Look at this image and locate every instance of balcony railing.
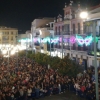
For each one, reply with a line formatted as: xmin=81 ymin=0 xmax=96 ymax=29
xmin=54 ymin=31 xmax=84 ymax=36
xmin=54 ymin=45 xmax=70 ymax=50
xmin=62 ymin=31 xmax=70 ymax=35
xmin=54 ymin=44 xmax=89 ymax=52
xmin=54 ymin=32 xmax=61 ymax=35
xmin=86 ymin=32 xmax=100 ymax=37
xmin=47 ymin=27 xmax=53 ymax=30
xmin=88 ymin=51 xmax=100 ymax=57
xmin=34 ymin=43 xmax=40 ymax=46
xmin=54 ymin=31 xmax=71 ymax=35
xmin=71 ymin=30 xmax=83 ymax=35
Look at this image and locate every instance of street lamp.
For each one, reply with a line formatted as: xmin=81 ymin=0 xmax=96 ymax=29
xmin=1 ymin=44 xmax=15 ymax=70
xmin=80 ymin=11 xmax=99 ymax=100
xmin=2 ymin=49 xmax=7 ymax=55
xmin=80 ymin=11 xmax=88 ymax=19
xmin=39 ymin=30 xmax=42 ymax=53
xmin=14 ymin=45 xmax=20 ymax=70
xmin=61 ymin=34 xmax=64 ymax=59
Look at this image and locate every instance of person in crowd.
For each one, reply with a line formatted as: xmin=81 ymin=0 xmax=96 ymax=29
xmin=0 ymin=56 xmax=99 ymax=100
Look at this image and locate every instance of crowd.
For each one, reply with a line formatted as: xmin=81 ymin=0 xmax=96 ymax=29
xmin=0 ymin=56 xmax=100 ymax=100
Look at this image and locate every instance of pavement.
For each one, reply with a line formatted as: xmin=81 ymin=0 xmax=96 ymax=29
xmin=39 ymin=91 xmax=86 ymax=100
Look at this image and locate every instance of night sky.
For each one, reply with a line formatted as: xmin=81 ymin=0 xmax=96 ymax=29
xmin=0 ymin=0 xmax=100 ymax=32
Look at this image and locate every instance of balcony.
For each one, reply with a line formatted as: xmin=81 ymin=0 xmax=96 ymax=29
xmin=62 ymin=31 xmax=70 ymax=35
xmin=54 ymin=45 xmax=61 ymax=49
xmin=34 ymin=43 xmax=40 ymax=46
xmin=54 ymin=31 xmax=84 ymax=36
xmin=54 ymin=32 xmax=70 ymax=36
xmin=71 ymin=46 xmax=88 ymax=52
xmin=54 ymin=45 xmax=70 ymax=50
xmin=47 ymin=27 xmax=53 ymax=30
xmin=63 ymin=46 xmax=70 ymax=50
xmin=86 ymin=32 xmax=100 ymax=37
xmin=72 ymin=46 xmax=76 ymax=50
xmin=88 ymin=51 xmax=100 ymax=57
xmin=71 ymin=30 xmax=83 ymax=35
xmin=54 ymin=32 xmax=61 ymax=35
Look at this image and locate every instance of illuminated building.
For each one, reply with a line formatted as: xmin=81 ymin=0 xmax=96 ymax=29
xmin=0 ymin=26 xmax=18 ymax=45
xmin=54 ymin=2 xmax=100 ymax=69
xmin=31 ymin=18 xmax=54 ymax=54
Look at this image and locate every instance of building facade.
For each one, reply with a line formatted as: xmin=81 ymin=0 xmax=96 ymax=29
xmin=31 ymin=18 xmax=54 ymax=54
xmin=0 ymin=26 xmax=18 ymax=45
xmin=29 ymin=2 xmax=100 ymax=68
xmin=54 ymin=2 xmax=100 ymax=69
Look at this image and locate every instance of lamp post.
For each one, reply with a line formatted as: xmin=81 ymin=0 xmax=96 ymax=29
xmin=16 ymin=36 xmax=18 ymax=70
xmin=2 ymin=48 xmax=9 ymax=70
xmin=8 ymin=48 xmax=10 ymax=69
xmin=50 ymin=34 xmax=52 ymax=56
xmin=61 ymin=34 xmax=63 ymax=59
xmin=26 ymin=38 xmax=28 ymax=58
xmin=30 ymin=34 xmax=33 ymax=53
xmin=15 ymin=45 xmax=19 ymax=70
xmin=93 ymin=20 xmax=99 ymax=100
xmin=39 ymin=30 xmax=42 ymax=53
xmin=2 ymin=44 xmax=15 ymax=71
xmin=70 ymin=32 xmax=72 ymax=58
xmin=80 ymin=11 xmax=99 ymax=100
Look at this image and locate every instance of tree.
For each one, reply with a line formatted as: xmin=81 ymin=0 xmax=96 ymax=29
xmin=23 ymin=52 xmax=81 ymax=77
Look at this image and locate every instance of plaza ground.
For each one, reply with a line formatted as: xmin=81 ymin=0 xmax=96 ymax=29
xmin=39 ymin=90 xmax=86 ymax=100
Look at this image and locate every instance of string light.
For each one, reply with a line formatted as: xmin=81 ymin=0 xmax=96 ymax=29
xmin=19 ymin=35 xmax=98 ymax=46
xmin=76 ymin=35 xmax=98 ymax=46
xmin=70 ymin=36 xmax=76 ymax=44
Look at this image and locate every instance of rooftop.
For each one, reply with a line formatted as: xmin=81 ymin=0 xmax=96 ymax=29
xmin=89 ymin=4 xmax=100 ymax=10
xmin=0 ymin=26 xmax=17 ymax=30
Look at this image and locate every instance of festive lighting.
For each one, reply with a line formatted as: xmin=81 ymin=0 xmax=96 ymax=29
xmin=34 ymin=37 xmax=59 ymax=43
xmin=32 ymin=35 xmax=98 ymax=46
xmin=76 ymin=35 xmax=85 ymax=46
xmin=19 ymin=38 xmax=32 ymax=43
xmin=80 ymin=11 xmax=88 ymax=19
xmin=70 ymin=36 xmax=76 ymax=44
xmin=63 ymin=38 xmax=69 ymax=42
xmin=10 ymin=50 xmax=15 ymax=55
xmin=33 ymin=38 xmax=38 ymax=42
xmin=59 ymin=37 xmax=62 ymax=42
xmin=93 ymin=37 xmax=98 ymax=43
xmin=91 ymin=51 xmax=100 ymax=56
xmin=84 ymin=35 xmax=93 ymax=46
xmin=2 ymin=50 xmax=7 ymax=54
xmin=76 ymin=35 xmax=94 ymax=46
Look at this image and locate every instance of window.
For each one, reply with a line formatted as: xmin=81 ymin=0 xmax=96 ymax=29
xmin=59 ymin=26 xmax=60 ymax=35
xmin=64 ymin=24 xmax=70 ymax=33
xmin=64 ymin=25 xmax=67 ymax=32
xmin=67 ymin=24 xmax=70 ymax=33
xmin=73 ymin=44 xmax=76 ymax=50
xmin=55 ymin=27 xmax=57 ymax=32
xmin=2 ymin=36 xmax=9 ymax=40
xmin=51 ymin=23 xmax=53 ymax=28
xmin=7 ymin=32 xmax=9 ymax=35
xmin=5 ymin=32 xmax=9 ymax=35
xmin=2 ymin=32 xmax=5 ymax=34
xmin=11 ymin=36 xmax=13 ymax=40
xmin=73 ymin=24 xmax=75 ymax=34
xmin=78 ymin=23 xmax=80 ymax=34
xmin=62 ymin=26 xmax=64 ymax=31
xmin=78 ymin=45 xmax=81 ymax=51
xmin=84 ymin=25 xmax=86 ymax=33
xmin=11 ymin=32 xmax=13 ymax=35
xmin=16 ymin=32 xmax=18 ymax=35
xmin=99 ymin=26 xmax=100 ymax=36
xmin=72 ymin=11 xmax=75 ymax=19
